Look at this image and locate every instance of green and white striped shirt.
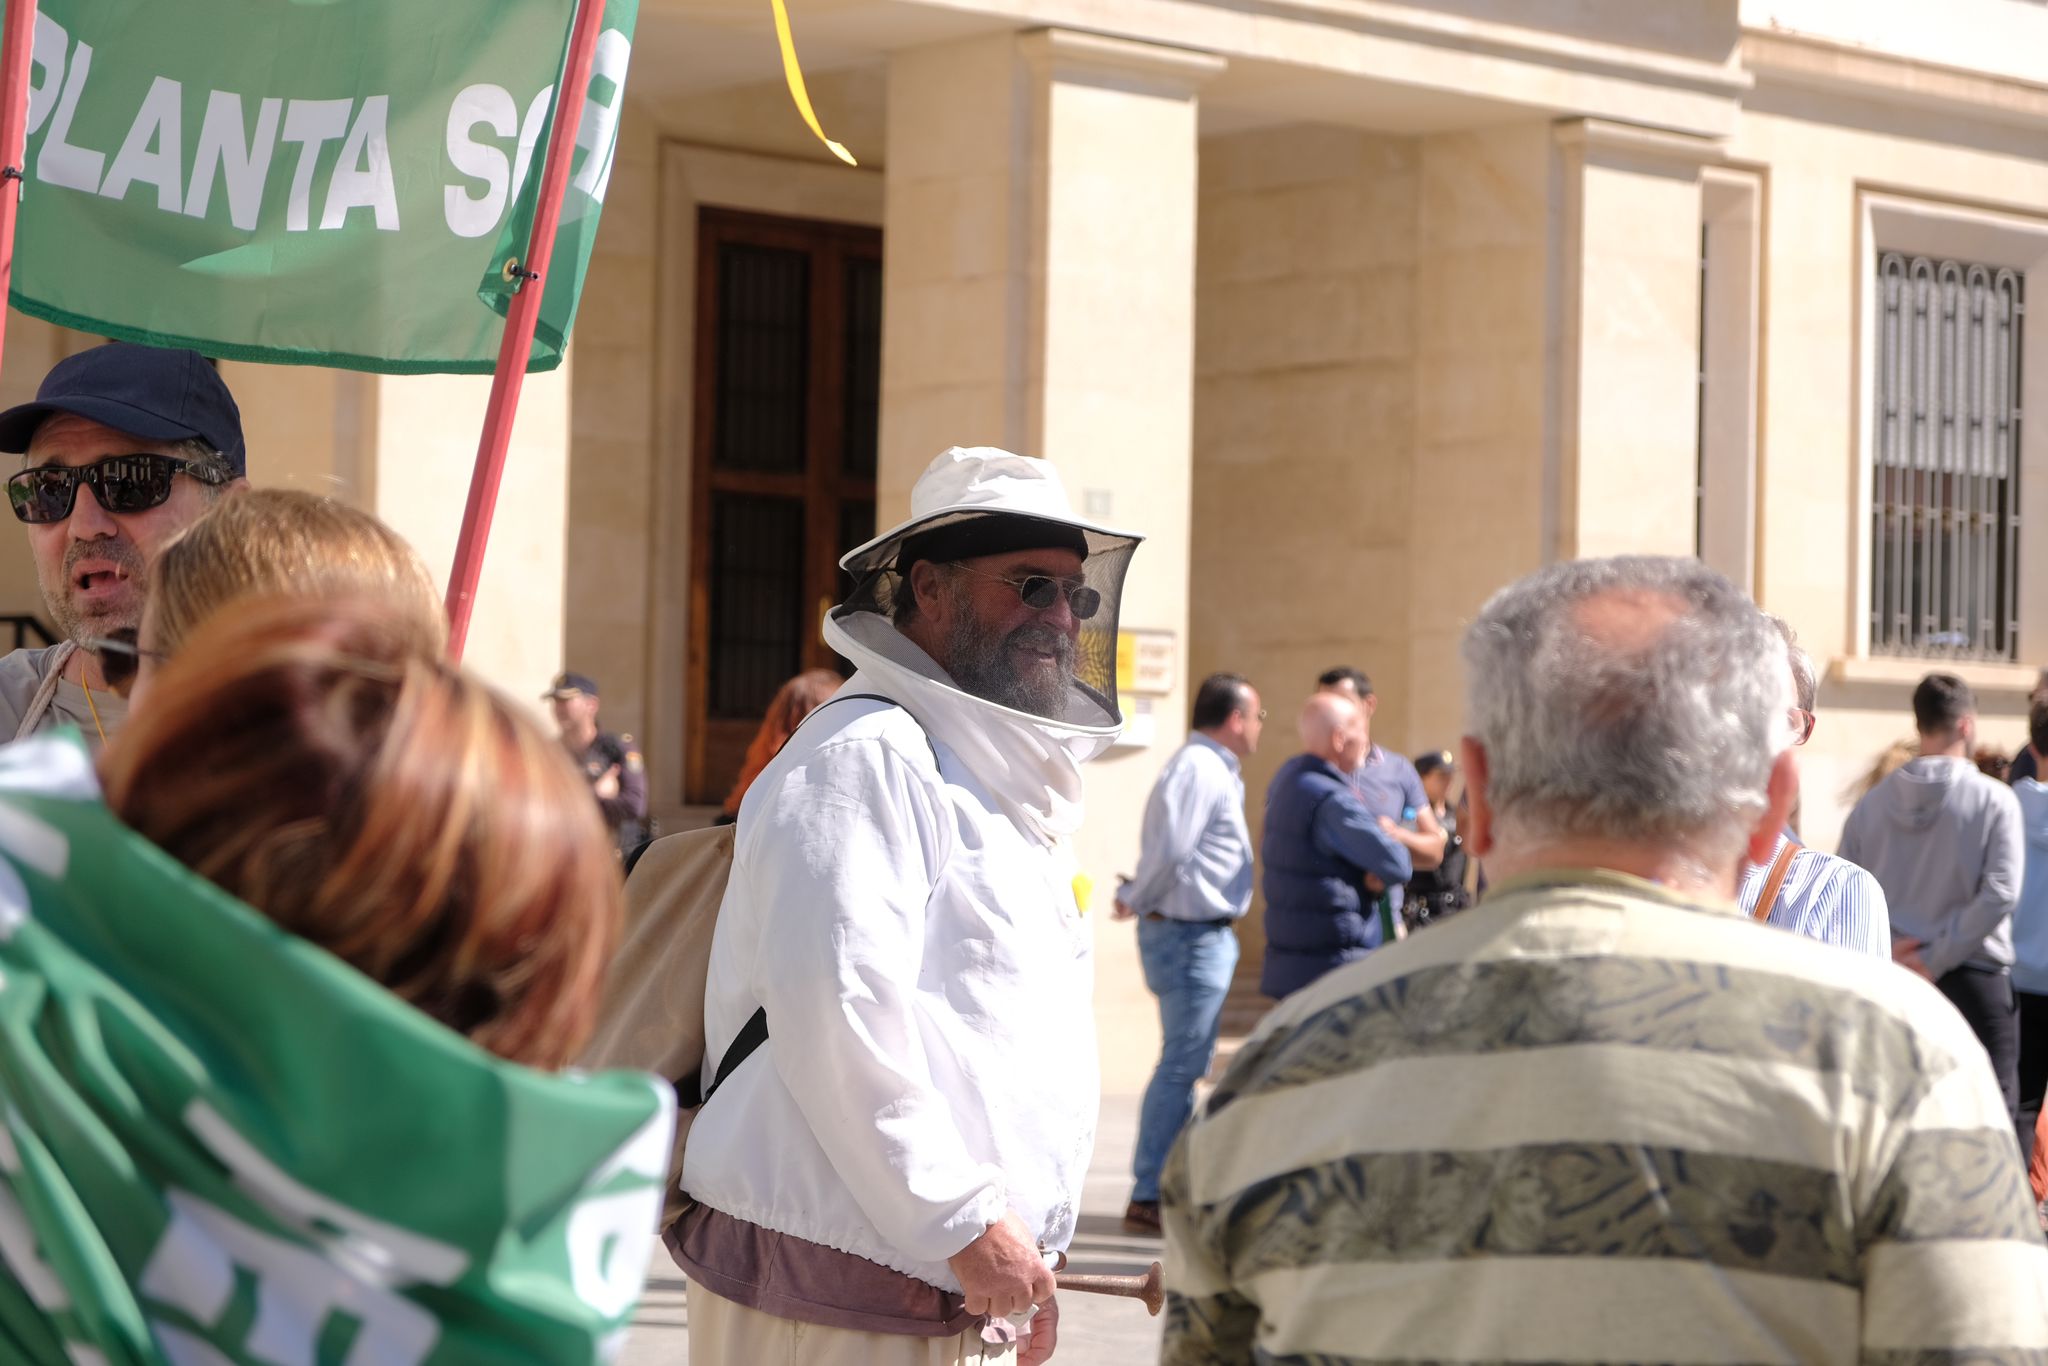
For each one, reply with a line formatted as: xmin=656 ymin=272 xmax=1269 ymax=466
xmin=1162 ymin=869 xmax=2048 ymax=1364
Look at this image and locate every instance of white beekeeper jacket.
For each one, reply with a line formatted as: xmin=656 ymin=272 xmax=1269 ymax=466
xmin=681 ymin=448 xmax=1139 ymax=1291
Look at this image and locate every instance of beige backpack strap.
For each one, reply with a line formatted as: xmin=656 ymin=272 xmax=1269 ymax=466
xmin=15 ymin=640 xmax=77 ymax=741
xmin=1753 ymin=839 xmax=1801 ymax=923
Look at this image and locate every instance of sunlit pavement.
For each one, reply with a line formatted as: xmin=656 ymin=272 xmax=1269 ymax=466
xmin=616 ymin=1090 xmax=1164 ymax=1365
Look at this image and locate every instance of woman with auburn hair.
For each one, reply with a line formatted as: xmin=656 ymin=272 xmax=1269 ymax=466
xmin=0 ymin=594 xmax=666 ymax=1362
xmin=720 ymin=667 xmax=843 ymax=822
xmin=104 ymin=593 xmax=615 ymax=1067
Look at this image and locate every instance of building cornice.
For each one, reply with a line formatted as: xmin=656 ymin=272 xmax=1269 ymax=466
xmin=1017 ymin=28 xmax=1228 ymax=92
xmin=1552 ymin=117 xmax=1726 ymax=165
xmin=1244 ymin=0 xmax=1752 ymax=103
xmin=916 ymin=0 xmax=1748 ymax=138
xmin=1742 ymin=27 xmax=2048 ymax=129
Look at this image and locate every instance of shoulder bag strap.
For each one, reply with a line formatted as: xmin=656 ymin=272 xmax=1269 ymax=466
xmin=1752 ymin=839 xmax=1801 ymax=924
xmin=15 ymin=641 xmax=76 ymax=741
xmin=699 ymin=1006 xmax=768 ymax=1105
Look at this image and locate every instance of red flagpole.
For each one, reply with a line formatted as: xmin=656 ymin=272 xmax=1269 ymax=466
xmin=0 ymin=0 xmax=43 ymax=381
xmin=444 ymin=0 xmax=605 ymax=661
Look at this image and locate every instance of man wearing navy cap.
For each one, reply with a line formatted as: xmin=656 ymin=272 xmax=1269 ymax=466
xmin=545 ymin=671 xmax=647 ymax=856
xmin=0 ymin=343 xmax=247 ymax=744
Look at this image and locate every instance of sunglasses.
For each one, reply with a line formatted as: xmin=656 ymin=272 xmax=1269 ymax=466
xmin=8 ymin=453 xmax=228 ymax=525
xmin=82 ymin=630 xmax=166 ymax=692
xmin=951 ymin=564 xmax=1102 ymax=620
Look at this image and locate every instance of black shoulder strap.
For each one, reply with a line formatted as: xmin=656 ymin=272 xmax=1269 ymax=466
xmin=690 ymin=692 xmax=935 ymax=1107
xmin=699 ymin=1006 xmax=767 ymax=1104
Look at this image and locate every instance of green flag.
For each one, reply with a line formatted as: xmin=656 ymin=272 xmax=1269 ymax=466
xmin=0 ymin=733 xmax=672 ymax=1363
xmin=9 ymin=0 xmax=639 ymax=374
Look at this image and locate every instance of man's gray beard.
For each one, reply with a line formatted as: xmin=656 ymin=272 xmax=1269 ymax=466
xmin=942 ymin=605 xmax=1077 ymax=719
xmin=44 ymin=538 xmax=145 ymax=642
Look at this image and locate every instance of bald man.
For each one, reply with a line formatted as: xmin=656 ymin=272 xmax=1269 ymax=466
xmin=1318 ymin=667 xmax=1449 ymax=878
xmin=1258 ymin=693 xmax=1414 ymax=998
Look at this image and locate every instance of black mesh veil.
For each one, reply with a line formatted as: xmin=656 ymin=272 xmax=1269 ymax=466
xmin=833 ymin=511 xmax=1140 ymax=729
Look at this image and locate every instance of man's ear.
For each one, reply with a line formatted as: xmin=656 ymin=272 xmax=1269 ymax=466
xmin=1745 ymin=749 xmax=1800 ymax=868
xmin=909 ymin=560 xmax=947 ymax=622
xmin=1364 ymin=693 xmax=1380 ymax=720
xmin=1459 ymin=736 xmax=1493 ymax=859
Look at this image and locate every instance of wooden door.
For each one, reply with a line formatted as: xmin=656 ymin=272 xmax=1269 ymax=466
xmin=685 ymin=208 xmax=881 ymax=804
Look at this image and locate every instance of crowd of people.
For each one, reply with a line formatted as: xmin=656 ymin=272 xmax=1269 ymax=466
xmin=1159 ymin=558 xmax=2046 ymax=1361
xmin=0 ymin=339 xmax=2041 ymax=1363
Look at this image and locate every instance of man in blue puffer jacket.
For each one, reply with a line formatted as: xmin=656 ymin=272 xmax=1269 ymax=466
xmin=1259 ymin=691 xmax=1413 ymax=998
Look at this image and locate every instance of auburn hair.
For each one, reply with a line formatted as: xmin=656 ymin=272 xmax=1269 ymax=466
xmin=722 ymin=668 xmax=843 ymax=816
xmin=148 ymin=488 xmax=447 ymax=659
xmin=100 ymin=594 xmax=620 ymax=1070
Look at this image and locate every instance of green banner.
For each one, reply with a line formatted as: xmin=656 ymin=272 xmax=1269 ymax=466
xmin=9 ymin=0 xmax=639 ymax=374
xmin=0 ymin=733 xmax=671 ymax=1363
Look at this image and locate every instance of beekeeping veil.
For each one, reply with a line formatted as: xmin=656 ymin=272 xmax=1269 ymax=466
xmin=824 ymin=447 xmax=1144 ymax=842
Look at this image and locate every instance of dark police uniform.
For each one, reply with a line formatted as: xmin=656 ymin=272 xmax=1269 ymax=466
xmin=545 ymin=672 xmax=649 ymax=858
xmin=576 ymin=730 xmax=648 ymax=855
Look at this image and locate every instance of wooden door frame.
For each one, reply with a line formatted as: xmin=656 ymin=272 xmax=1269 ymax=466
xmin=684 ymin=207 xmax=882 ymax=804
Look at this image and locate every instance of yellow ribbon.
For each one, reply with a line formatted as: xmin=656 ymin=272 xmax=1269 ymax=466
xmin=1072 ymin=873 xmax=1094 ymax=917
xmin=769 ymin=0 xmax=857 ymax=166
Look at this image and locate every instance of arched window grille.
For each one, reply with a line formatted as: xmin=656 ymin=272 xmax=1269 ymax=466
xmin=1871 ymin=252 xmax=2024 ymax=660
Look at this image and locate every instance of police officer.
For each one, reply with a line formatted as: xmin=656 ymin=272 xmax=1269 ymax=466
xmin=1402 ymin=749 xmax=1470 ymax=927
xmin=544 ymin=672 xmax=647 ymax=856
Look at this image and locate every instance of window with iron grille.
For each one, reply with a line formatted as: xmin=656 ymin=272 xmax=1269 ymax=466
xmin=1870 ymin=252 xmax=2024 ymax=660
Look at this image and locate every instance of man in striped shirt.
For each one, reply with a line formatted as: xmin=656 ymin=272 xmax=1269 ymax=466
xmin=1737 ymin=616 xmax=1891 ymax=955
xmin=1161 ymin=556 xmax=2046 ymax=1364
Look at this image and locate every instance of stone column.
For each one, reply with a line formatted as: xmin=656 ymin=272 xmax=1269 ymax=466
xmin=883 ymin=29 xmax=1221 ymax=1096
xmin=1193 ymin=125 xmax=1424 ymax=1020
xmin=1551 ymin=119 xmax=1717 ymax=561
xmin=366 ymin=368 xmax=571 ymax=711
xmin=1408 ymin=122 xmax=1557 ymax=755
xmin=1405 ymin=119 xmax=1719 ymax=751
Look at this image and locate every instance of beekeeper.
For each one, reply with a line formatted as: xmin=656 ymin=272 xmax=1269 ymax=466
xmin=674 ymin=446 xmax=1141 ymax=1365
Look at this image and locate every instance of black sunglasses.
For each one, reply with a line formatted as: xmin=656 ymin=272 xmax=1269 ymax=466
xmin=81 ymin=630 xmax=166 ymax=692
xmin=8 ymin=453 xmax=228 ymax=525
xmin=951 ymin=563 xmax=1102 ymax=620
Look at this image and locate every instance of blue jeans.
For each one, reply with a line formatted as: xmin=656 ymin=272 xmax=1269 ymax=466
xmin=1131 ymin=916 xmax=1240 ymax=1202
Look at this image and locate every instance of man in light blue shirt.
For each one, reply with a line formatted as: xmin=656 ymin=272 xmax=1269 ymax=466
xmin=1738 ymin=619 xmax=1891 ymax=956
xmin=1114 ymin=672 xmax=1263 ymax=1232
xmin=2009 ymin=700 xmax=2048 ymax=1149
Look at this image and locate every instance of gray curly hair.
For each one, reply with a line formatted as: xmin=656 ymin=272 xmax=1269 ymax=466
xmin=1462 ymin=556 xmax=1795 ymax=866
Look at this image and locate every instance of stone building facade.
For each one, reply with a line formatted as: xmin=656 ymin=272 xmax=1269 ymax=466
xmin=6 ymin=0 xmax=2048 ymax=1085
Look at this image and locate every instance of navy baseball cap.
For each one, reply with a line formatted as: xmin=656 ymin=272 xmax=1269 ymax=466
xmin=0 ymin=343 xmax=245 ymax=475
xmin=544 ymin=672 xmax=600 ymax=700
